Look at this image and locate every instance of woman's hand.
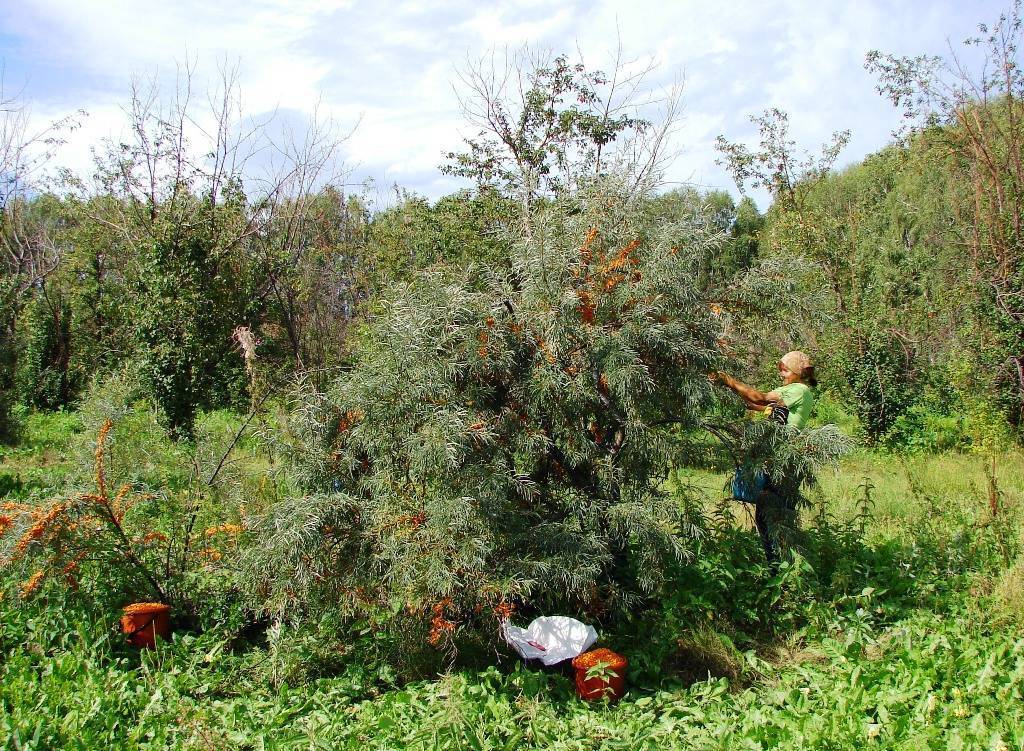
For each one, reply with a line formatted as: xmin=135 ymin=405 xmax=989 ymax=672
xmin=709 ymin=370 xmax=733 ymax=388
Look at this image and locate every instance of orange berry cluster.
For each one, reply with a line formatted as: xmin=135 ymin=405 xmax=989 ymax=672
xmin=573 ymin=230 xmax=644 ymax=323
xmin=7 ymin=420 xmax=169 ymax=600
xmin=204 ymin=523 xmax=243 ymax=537
xmin=19 ymin=570 xmax=45 ymax=598
xmin=571 ymin=647 xmax=627 ymax=671
xmin=493 ymin=600 xmax=515 ymax=620
xmin=396 ymin=510 xmax=426 ymax=529
xmin=427 ymin=598 xmax=456 ymax=646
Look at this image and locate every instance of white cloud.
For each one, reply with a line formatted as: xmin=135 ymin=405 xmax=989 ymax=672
xmin=1 ymin=0 xmax=1011 ymax=204
xmin=458 ymin=6 xmax=575 ymax=46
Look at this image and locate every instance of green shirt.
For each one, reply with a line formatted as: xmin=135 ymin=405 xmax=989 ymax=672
xmin=775 ymin=383 xmax=814 ymax=429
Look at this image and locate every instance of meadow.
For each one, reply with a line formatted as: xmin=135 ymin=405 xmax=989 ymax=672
xmin=2 ymin=410 xmax=1021 ymax=751
xmin=4 ymin=6 xmax=1024 ymax=749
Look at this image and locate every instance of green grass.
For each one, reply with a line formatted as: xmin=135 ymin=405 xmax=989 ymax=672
xmin=819 ymin=449 xmax=1024 ymax=522
xmin=3 ymin=591 xmax=1021 ymax=750
xmin=3 ymin=417 xmax=1023 ymax=750
xmin=675 ymin=448 xmax=1024 ymax=536
xmin=0 ymin=410 xmax=82 ymax=499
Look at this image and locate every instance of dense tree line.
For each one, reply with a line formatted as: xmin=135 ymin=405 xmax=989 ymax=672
xmin=716 ymin=3 xmax=1024 ymax=449
xmin=0 ymin=184 xmax=767 ymax=428
xmin=2 ymin=7 xmax=1023 ymax=455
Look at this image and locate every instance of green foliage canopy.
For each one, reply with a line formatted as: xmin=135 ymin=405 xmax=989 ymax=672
xmin=248 ymin=176 xmax=727 ymax=627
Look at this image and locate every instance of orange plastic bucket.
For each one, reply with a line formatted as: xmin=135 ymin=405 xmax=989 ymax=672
xmin=572 ymin=648 xmax=628 ymax=702
xmin=121 ymin=602 xmax=171 ymax=648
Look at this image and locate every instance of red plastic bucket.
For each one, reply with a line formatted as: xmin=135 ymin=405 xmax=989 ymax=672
xmin=121 ymin=602 xmax=171 ymax=648
xmin=572 ymin=648 xmax=628 ymax=702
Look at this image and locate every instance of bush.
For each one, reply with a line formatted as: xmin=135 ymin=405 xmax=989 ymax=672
xmin=807 ymin=390 xmax=860 ymax=434
xmin=1 ymin=381 xmax=263 ymax=630
xmin=245 ymin=176 xmax=734 ymax=655
xmin=15 ymin=289 xmax=75 ymax=410
xmin=881 ymin=358 xmax=1018 ymax=452
xmin=841 ymin=332 xmax=920 ymax=442
xmin=884 ymin=404 xmax=967 ymax=452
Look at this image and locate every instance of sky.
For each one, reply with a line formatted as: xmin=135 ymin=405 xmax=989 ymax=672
xmin=0 ymin=0 xmax=1010 ymax=210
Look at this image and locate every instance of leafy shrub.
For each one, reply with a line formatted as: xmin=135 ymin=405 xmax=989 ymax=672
xmin=15 ymin=289 xmax=75 ymax=410
xmin=841 ymin=332 xmax=920 ymax=442
xmin=246 ymin=176 xmax=735 ymax=653
xmin=1 ymin=419 xmax=179 ymax=603
xmin=17 ymin=408 xmax=83 ymax=451
xmin=1 ymin=395 xmax=260 ymax=630
xmin=724 ymin=419 xmax=854 ymax=511
xmin=70 ymin=369 xmax=208 ymax=491
xmin=807 ymin=389 xmax=860 ymax=433
xmin=884 ymin=404 xmax=967 ymax=452
xmin=881 ymin=358 xmax=1018 ymax=452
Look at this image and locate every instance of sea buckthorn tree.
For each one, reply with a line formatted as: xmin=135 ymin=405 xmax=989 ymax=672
xmin=247 ymin=174 xmax=728 ymax=632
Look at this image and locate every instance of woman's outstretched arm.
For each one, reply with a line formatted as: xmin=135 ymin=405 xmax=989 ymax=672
xmin=712 ymin=371 xmax=780 ymax=412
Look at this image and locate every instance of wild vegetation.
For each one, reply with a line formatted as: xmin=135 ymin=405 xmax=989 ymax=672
xmin=2 ymin=5 xmax=1024 ymax=750
xmin=2 ymin=413 xmax=1021 ymax=749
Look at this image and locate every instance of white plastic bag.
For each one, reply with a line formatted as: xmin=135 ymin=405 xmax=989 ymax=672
xmin=501 ymin=616 xmax=598 ymax=666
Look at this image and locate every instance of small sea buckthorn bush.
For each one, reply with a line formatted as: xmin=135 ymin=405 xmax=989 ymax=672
xmin=1 ymin=413 xmax=253 ymax=627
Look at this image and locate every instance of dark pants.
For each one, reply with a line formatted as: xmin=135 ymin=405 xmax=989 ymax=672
xmin=754 ymin=488 xmax=796 ymax=564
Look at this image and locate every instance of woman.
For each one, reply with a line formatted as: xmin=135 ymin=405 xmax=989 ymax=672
xmin=712 ymin=351 xmax=817 ymax=563
xmin=713 ymin=351 xmax=817 ymax=429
